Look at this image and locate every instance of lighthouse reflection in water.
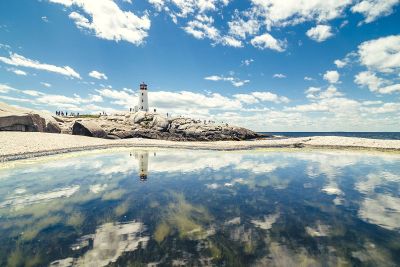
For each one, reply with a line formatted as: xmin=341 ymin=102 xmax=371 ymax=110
xmin=131 ymin=151 xmax=155 ymax=182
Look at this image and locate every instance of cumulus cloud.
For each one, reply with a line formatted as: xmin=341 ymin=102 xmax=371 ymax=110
xmin=334 ymin=59 xmax=347 ymax=68
xmin=358 ymin=35 xmax=400 ymax=74
xmin=0 ymin=53 xmax=81 ymax=78
xmin=144 ymin=0 xmax=399 ymax=49
xmin=355 ymin=70 xmax=400 ymax=94
xmin=351 ymin=0 xmax=400 ymax=24
xmin=183 ymin=16 xmax=243 ymax=47
xmin=251 ymin=33 xmax=287 ymax=52
xmin=306 ymin=25 xmax=334 ymax=42
xmin=89 ymin=70 xmax=108 ymax=80
xmin=49 ymin=0 xmax=151 ymax=46
xmin=251 ymin=0 xmax=353 ymax=28
xmin=228 ymin=17 xmax=260 ymax=39
xmin=233 ymin=94 xmax=259 ymax=104
xmin=353 ymin=35 xmax=400 ymax=94
xmin=323 ymin=70 xmax=340 ymax=84
xmin=251 ymin=91 xmax=290 ymax=104
xmin=354 ymin=71 xmax=384 ymax=92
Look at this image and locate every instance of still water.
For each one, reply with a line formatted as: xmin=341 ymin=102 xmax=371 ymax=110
xmin=0 ymin=149 xmax=399 ymax=266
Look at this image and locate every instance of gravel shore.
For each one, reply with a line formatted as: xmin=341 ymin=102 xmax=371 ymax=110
xmin=1 ymin=132 xmax=400 ymax=162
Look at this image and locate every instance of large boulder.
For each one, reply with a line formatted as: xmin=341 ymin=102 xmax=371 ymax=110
xmin=0 ymin=102 xmax=61 ymax=133
xmin=72 ymin=121 xmax=107 ymax=138
xmin=132 ymin=111 xmax=148 ymax=124
xmin=150 ymin=115 xmax=170 ymax=132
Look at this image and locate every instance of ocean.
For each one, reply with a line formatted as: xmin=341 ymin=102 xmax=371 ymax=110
xmin=260 ymin=132 xmax=400 ymax=140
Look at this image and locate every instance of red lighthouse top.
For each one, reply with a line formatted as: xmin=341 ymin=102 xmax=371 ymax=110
xmin=140 ymin=82 xmax=147 ymax=90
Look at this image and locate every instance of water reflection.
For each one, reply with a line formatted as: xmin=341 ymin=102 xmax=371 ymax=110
xmin=50 ymin=221 xmax=148 ymax=267
xmin=0 ymin=149 xmax=399 ymax=266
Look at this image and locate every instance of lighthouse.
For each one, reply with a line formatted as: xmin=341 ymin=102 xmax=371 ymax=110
xmin=138 ymin=82 xmax=149 ymax=112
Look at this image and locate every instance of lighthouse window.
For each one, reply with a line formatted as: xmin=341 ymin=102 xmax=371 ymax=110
xmin=142 ymin=93 xmax=143 ymax=96
xmin=142 ymin=100 xmax=143 ymax=102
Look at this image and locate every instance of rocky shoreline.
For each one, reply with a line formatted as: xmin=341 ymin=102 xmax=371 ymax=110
xmin=0 ymin=102 xmax=263 ymax=141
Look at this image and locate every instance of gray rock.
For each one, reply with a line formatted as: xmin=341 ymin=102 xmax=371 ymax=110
xmin=0 ymin=102 xmax=61 ymax=133
xmin=72 ymin=121 xmax=107 ymax=138
xmin=132 ymin=111 xmax=148 ymax=123
xmin=150 ymin=115 xmax=170 ymax=132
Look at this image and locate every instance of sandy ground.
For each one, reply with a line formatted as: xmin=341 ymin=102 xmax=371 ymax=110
xmin=1 ymin=132 xmax=400 ymax=162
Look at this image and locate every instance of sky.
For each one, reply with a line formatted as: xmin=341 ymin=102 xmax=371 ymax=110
xmin=0 ymin=0 xmax=399 ymax=132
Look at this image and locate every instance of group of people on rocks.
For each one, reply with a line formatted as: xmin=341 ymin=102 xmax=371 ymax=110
xmin=55 ymin=111 xmax=79 ymax=117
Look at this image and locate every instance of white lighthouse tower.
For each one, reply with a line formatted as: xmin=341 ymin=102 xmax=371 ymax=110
xmin=137 ymin=82 xmax=149 ymax=112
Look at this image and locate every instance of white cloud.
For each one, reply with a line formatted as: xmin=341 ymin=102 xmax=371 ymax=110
xmin=251 ymin=33 xmax=286 ymax=52
xmin=205 ymin=75 xmax=249 ymax=87
xmin=334 ymin=59 xmax=347 ymax=68
xmin=49 ymin=0 xmax=151 ymax=46
xmin=41 ymin=16 xmax=49 ymax=23
xmin=0 ymin=53 xmax=81 ymax=79
xmin=233 ymin=94 xmax=259 ymax=104
xmin=351 ymin=0 xmax=400 ymax=24
xmin=228 ymin=17 xmax=260 ymax=39
xmin=306 ymin=25 xmax=334 ymax=42
xmin=89 ymin=70 xmax=108 ymax=80
xmin=323 ymin=70 xmax=340 ymax=84
xmin=304 ymin=76 xmax=314 ymax=81
xmin=354 ymin=71 xmax=384 ymax=92
xmin=355 ymin=71 xmax=400 ymax=94
xmin=306 ymin=85 xmax=343 ymax=100
xmin=0 ymin=84 xmax=15 ymax=94
xmin=251 ymin=92 xmax=290 ymax=104
xmin=183 ymin=16 xmax=242 ymax=48
xmin=361 ymin=102 xmax=400 ymax=113
xmin=22 ymin=90 xmax=44 ymax=97
xmin=36 ymin=93 xmax=103 ymax=110
xmin=273 ymin=73 xmax=286 ymax=79
xmin=251 ymin=0 xmax=353 ymax=28
xmin=8 ymin=68 xmax=27 ymax=76
xmin=285 ymin=86 xmax=360 ymax=115
xmin=41 ymin=82 xmax=52 ymax=88
xmin=221 ymin=36 xmax=243 ymax=48
xmin=358 ymin=35 xmax=400 ymax=74
xmin=241 ymin=59 xmax=254 ymax=66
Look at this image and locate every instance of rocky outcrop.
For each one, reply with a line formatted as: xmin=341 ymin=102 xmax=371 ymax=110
xmin=71 ymin=112 xmax=264 ymax=141
xmin=0 ymin=102 xmax=61 ymax=133
xmin=1 ymin=102 xmax=264 ymax=141
xmin=72 ymin=121 xmax=107 ymax=138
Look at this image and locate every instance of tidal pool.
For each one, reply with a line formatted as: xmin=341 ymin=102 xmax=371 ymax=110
xmin=0 ymin=149 xmax=399 ymax=266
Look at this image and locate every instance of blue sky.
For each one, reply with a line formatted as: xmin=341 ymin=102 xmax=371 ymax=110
xmin=0 ymin=0 xmax=399 ymax=131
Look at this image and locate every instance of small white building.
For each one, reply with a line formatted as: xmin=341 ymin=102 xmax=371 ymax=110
xmin=135 ymin=82 xmax=149 ymax=112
